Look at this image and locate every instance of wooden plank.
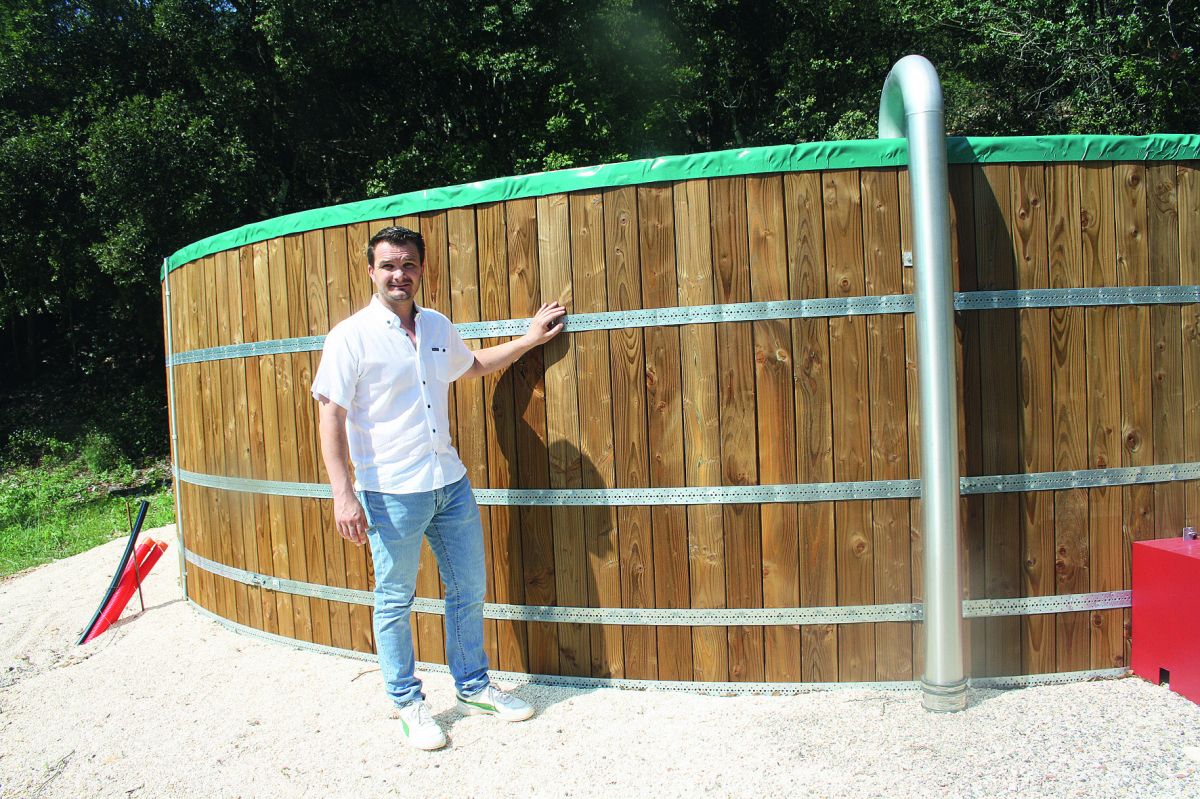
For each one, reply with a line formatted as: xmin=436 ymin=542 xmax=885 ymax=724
xmin=177 ymin=267 xmax=206 ymax=609
xmin=446 ymin=207 xmax=501 ymax=668
xmin=711 ymin=175 xmax=764 ymax=682
xmin=1147 ymin=164 xmax=1185 ymax=541
xmin=191 ymin=261 xmax=218 ymax=613
xmin=320 ymin=225 xmax=358 ymax=651
xmin=1081 ymin=164 xmax=1123 ymax=669
xmin=170 ymin=304 xmax=201 ymax=606
xmin=605 ymin=185 xmax=658 ymax=680
xmin=304 ymin=227 xmax=347 ymax=651
xmin=746 ymin=174 xmax=799 ymax=682
xmin=1012 ymin=163 xmax=1056 ymax=675
xmin=190 ymin=260 xmax=214 ymax=611
xmin=173 ymin=268 xmax=205 ymax=608
xmin=639 ymin=183 xmax=691 ymax=681
xmin=291 ymin=231 xmax=332 ymax=648
xmin=1046 ymin=164 xmax=1090 ymax=672
xmin=273 ymin=235 xmax=313 ymax=640
xmin=673 ymin=179 xmax=728 ymax=682
xmin=346 ymin=221 xmax=375 ymax=312
xmin=974 ymin=164 xmax=1022 ymax=677
xmin=823 ymin=169 xmax=874 ymax=682
xmin=535 ymin=194 xmax=591 ymax=677
xmin=216 ymin=250 xmax=251 ymax=626
xmin=1114 ymin=163 xmax=1153 ymax=667
xmin=477 ymin=201 xmax=530 ymax=672
xmin=505 ymin=196 xmax=560 ymax=674
xmin=257 ymin=239 xmax=295 ymax=638
xmin=241 ymin=242 xmax=279 ymax=634
xmin=1180 ymin=164 xmax=1200 ymax=537
xmin=195 ymin=258 xmax=220 ymax=615
xmin=569 ymin=191 xmax=623 ymax=678
xmin=860 ymin=168 xmax=912 ymax=681
xmin=785 ymin=171 xmax=836 ymax=681
xmin=205 ymin=254 xmax=237 ymax=622
xmin=344 ymin=220 xmax=378 ymax=654
xmin=227 ymin=248 xmax=262 ymax=629
xmin=195 ymin=258 xmax=220 ymax=613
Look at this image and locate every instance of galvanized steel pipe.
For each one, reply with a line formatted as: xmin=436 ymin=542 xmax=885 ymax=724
xmin=878 ymin=55 xmax=967 ymax=712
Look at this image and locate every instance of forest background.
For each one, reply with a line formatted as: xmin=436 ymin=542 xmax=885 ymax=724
xmin=0 ymin=0 xmax=1196 ymax=571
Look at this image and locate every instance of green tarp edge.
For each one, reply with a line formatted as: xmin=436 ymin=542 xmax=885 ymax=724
xmin=162 ymin=133 xmax=1200 ymax=280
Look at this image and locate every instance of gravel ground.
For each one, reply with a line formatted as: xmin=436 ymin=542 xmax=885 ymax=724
xmin=2 ymin=525 xmax=1199 ymax=799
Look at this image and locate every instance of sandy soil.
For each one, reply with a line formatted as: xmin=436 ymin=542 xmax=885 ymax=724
xmin=2 ymin=525 xmax=1199 ymax=799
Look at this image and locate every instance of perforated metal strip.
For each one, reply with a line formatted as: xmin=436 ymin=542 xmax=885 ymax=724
xmin=169 ymin=334 xmax=325 ymax=366
xmin=184 ymin=548 xmax=1130 ymax=624
xmin=956 ymin=285 xmax=1200 ymax=311
xmin=175 ymin=461 xmax=1200 ymax=506
xmin=188 ymin=601 xmax=1127 ymax=695
xmin=960 ymin=462 xmax=1200 ymax=494
xmin=164 ymin=285 xmax=1200 ymax=365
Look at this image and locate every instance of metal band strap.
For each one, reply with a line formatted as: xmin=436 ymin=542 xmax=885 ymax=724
xmin=188 ymin=600 xmax=1127 ymax=695
xmin=183 ymin=548 xmax=1130 ymax=625
xmin=164 ymin=285 xmax=1200 ymax=366
xmin=169 ymin=335 xmax=325 ymax=366
xmin=174 ymin=461 xmax=1200 ymax=505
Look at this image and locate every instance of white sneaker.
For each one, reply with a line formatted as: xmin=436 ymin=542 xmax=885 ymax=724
xmin=396 ymin=700 xmax=447 ymax=750
xmin=456 ymin=684 xmax=534 ymax=722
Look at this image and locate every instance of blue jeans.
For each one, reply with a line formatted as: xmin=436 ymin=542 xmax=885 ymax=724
xmin=360 ymin=476 xmax=490 ymax=706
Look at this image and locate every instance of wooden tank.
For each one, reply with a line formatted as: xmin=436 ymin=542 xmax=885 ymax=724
xmin=162 ymin=135 xmax=1200 ymax=690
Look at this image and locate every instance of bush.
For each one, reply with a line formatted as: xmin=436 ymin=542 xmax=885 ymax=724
xmin=2 ymin=429 xmax=72 ymax=468
xmin=81 ymin=430 xmax=128 ymax=475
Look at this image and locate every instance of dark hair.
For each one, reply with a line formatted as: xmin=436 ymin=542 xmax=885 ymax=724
xmin=367 ymin=226 xmax=425 ymax=266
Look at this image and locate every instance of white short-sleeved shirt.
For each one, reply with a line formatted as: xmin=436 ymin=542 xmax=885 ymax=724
xmin=311 ymin=296 xmax=476 ymax=493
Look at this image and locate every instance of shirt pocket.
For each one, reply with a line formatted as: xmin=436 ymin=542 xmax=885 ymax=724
xmin=426 ymin=343 xmax=455 ymax=382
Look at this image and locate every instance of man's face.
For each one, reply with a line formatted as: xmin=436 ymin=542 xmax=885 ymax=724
xmin=368 ymin=241 xmax=424 ymax=304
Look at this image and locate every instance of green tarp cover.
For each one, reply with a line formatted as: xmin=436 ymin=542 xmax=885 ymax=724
xmin=163 ymin=134 xmax=1200 ymax=279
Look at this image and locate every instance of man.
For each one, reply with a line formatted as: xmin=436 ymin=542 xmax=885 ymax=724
xmin=311 ymin=225 xmax=566 ymax=750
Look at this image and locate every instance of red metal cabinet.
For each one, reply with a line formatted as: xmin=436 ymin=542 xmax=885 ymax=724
xmin=1131 ymin=537 xmax=1200 ymax=704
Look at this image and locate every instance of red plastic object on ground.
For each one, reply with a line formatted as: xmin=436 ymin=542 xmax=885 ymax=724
xmin=1131 ymin=536 xmax=1200 ymax=704
xmin=81 ymin=538 xmax=168 ymax=644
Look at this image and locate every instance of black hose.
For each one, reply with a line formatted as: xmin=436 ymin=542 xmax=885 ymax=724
xmin=76 ymin=499 xmax=150 ymax=645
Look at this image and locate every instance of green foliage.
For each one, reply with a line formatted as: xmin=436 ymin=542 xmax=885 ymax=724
xmin=899 ymin=0 xmax=1199 ymax=134
xmin=80 ymin=431 xmax=128 ymax=476
xmin=2 ymin=430 xmax=72 ymax=469
xmin=0 ymin=0 xmax=1196 ymax=472
xmin=0 ymin=457 xmax=174 ymax=577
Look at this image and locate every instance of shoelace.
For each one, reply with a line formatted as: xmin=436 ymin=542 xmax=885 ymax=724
xmin=412 ymin=702 xmax=434 ymax=726
xmin=490 ymin=688 xmax=521 ymax=708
